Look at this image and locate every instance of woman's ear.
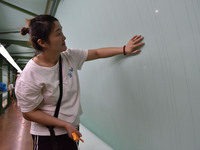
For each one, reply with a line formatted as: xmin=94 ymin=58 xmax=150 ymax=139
xmin=37 ymin=39 xmax=47 ymax=48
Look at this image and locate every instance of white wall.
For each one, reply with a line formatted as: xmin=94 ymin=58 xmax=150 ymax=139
xmin=56 ymin=0 xmax=200 ymax=150
xmin=79 ymin=124 xmax=113 ymax=150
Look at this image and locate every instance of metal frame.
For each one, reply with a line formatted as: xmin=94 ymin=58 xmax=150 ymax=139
xmin=0 ymin=39 xmax=32 ymax=48
xmin=45 ymin=0 xmax=61 ymax=16
xmin=0 ymin=31 xmax=20 ymax=34
xmin=0 ymin=0 xmax=38 ymax=16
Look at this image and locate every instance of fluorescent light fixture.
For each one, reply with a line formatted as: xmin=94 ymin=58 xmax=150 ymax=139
xmin=0 ymin=43 xmax=22 ymax=73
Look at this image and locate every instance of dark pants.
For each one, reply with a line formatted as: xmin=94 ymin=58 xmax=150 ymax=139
xmin=32 ymin=134 xmax=78 ymax=150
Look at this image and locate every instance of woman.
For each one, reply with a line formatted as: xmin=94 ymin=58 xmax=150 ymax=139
xmin=15 ymin=15 xmax=144 ymax=150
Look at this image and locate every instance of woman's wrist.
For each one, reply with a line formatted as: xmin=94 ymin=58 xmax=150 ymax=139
xmin=123 ymin=45 xmax=126 ymax=55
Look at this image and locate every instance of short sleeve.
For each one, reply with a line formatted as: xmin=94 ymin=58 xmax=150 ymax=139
xmin=15 ymin=80 xmax=43 ymax=113
xmin=64 ymin=48 xmax=88 ymax=70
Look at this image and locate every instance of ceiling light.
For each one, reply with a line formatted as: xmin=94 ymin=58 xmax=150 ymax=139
xmin=0 ymin=43 xmax=22 ymax=73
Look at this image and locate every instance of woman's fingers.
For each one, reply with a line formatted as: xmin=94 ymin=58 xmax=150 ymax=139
xmin=134 ymin=42 xmax=145 ymax=48
xmin=132 ymin=49 xmax=141 ymax=54
xmin=133 ymin=35 xmax=144 ymax=44
xmin=131 ymin=35 xmax=138 ymax=40
xmin=76 ymin=130 xmax=82 ymax=137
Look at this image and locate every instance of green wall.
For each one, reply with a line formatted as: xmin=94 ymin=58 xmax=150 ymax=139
xmin=56 ymin=0 xmax=200 ymax=150
xmin=0 ymin=55 xmax=16 ymax=115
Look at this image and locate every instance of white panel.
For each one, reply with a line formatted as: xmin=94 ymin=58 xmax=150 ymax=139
xmin=56 ymin=0 xmax=200 ymax=149
xmin=79 ymin=124 xmax=113 ymax=150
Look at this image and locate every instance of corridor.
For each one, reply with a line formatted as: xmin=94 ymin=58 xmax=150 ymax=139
xmin=0 ymin=102 xmax=32 ymax=150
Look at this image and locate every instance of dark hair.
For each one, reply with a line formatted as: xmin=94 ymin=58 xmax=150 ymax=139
xmin=21 ymin=15 xmax=58 ymax=52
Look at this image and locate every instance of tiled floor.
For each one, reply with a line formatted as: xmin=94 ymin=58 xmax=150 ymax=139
xmin=0 ymin=102 xmax=32 ymax=150
xmin=0 ymin=102 xmax=113 ymax=150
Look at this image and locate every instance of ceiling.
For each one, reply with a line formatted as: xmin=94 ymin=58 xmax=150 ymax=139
xmin=0 ymin=0 xmax=61 ymax=69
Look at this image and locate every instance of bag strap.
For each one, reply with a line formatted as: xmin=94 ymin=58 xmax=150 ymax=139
xmin=54 ymin=55 xmax=63 ymax=118
xmin=47 ymin=55 xmax=63 ymax=150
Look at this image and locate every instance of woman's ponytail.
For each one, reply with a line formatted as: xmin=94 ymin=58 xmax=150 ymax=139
xmin=20 ymin=27 xmax=29 ymax=35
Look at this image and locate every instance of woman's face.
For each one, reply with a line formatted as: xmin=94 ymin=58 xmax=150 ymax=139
xmin=46 ymin=21 xmax=67 ymax=53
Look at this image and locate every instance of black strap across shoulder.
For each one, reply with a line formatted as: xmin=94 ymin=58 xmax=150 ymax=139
xmin=47 ymin=55 xmax=63 ymax=150
xmin=54 ymin=55 xmax=63 ymax=118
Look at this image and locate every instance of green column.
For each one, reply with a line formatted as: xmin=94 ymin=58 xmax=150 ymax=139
xmin=0 ymin=57 xmax=3 ymax=115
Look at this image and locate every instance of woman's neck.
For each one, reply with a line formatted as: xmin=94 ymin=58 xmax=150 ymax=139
xmin=33 ymin=51 xmax=60 ymax=67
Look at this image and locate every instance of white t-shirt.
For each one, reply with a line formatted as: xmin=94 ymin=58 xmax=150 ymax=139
xmin=15 ymin=48 xmax=88 ymax=136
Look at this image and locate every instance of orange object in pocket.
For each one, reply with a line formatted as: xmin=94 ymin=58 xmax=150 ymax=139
xmin=72 ymin=132 xmax=84 ymax=143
